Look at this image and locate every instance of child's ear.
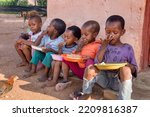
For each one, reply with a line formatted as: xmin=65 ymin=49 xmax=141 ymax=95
xmin=75 ymin=37 xmax=78 ymax=42
xmin=93 ymin=32 xmax=98 ymax=38
xmin=40 ymin=22 xmax=42 ymax=27
xmin=121 ymin=29 xmax=126 ymax=35
xmin=54 ymin=29 xmax=58 ymax=35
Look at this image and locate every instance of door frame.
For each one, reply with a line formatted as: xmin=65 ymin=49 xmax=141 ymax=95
xmin=141 ymin=0 xmax=150 ymax=69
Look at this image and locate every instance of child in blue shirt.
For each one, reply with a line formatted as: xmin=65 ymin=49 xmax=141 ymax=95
xmin=23 ymin=18 xmax=66 ymax=82
xmin=42 ymin=25 xmax=81 ymax=87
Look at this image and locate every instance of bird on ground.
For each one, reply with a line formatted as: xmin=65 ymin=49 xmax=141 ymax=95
xmin=0 ymin=75 xmax=18 ymax=96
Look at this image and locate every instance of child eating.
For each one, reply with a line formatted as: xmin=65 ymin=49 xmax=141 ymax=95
xmin=71 ymin=15 xmax=137 ymax=100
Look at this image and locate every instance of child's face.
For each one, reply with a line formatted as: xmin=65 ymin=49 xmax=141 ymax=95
xmin=105 ymin=21 xmax=125 ymax=45
xmin=46 ymin=23 xmax=56 ymax=37
xmin=63 ymin=30 xmax=77 ymax=46
xmin=81 ymin=26 xmax=97 ymax=44
xmin=28 ymin=19 xmax=41 ymax=33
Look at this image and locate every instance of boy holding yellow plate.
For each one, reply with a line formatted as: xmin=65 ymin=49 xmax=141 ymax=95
xmin=70 ymin=15 xmax=137 ymax=100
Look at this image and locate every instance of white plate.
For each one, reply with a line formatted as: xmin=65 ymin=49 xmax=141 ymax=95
xmin=31 ymin=45 xmax=43 ymax=51
xmin=51 ymin=54 xmax=63 ymax=61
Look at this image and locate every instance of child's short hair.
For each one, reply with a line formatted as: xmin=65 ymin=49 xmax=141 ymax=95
xmin=51 ymin=18 xmax=66 ymax=36
xmin=82 ymin=20 xmax=100 ymax=33
xmin=106 ymin=15 xmax=125 ymax=29
xmin=27 ymin=10 xmax=39 ymax=19
xmin=29 ymin=15 xmax=42 ymax=24
xmin=67 ymin=25 xmax=81 ymax=39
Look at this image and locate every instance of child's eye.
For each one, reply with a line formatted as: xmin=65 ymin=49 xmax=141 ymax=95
xmin=114 ymin=32 xmax=118 ymax=34
xmin=106 ymin=31 xmax=110 ymax=35
xmin=84 ymin=33 xmax=88 ymax=36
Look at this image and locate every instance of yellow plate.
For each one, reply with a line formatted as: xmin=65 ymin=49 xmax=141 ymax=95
xmin=94 ymin=63 xmax=127 ymax=70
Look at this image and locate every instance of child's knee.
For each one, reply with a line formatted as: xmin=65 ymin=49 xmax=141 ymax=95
xmin=22 ymin=44 xmax=30 ymax=50
xmin=120 ymin=66 xmax=131 ymax=74
xmin=84 ymin=65 xmax=97 ymax=80
xmin=120 ymin=66 xmax=132 ymax=80
xmin=14 ymin=42 xmax=19 ymax=48
xmin=55 ymin=61 xmax=61 ymax=66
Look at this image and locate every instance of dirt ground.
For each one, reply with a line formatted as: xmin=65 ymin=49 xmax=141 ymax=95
xmin=0 ymin=14 xmax=150 ymax=100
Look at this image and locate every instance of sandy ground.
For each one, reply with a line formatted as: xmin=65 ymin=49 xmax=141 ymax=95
xmin=0 ymin=14 xmax=150 ymax=100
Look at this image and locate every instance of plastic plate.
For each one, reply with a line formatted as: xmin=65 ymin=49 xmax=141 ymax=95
xmin=61 ymin=54 xmax=83 ymax=62
xmin=94 ymin=63 xmax=127 ymax=70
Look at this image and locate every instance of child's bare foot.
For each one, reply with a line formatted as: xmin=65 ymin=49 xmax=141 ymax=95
xmin=38 ymin=74 xmax=48 ymax=82
xmin=16 ymin=61 xmax=28 ymax=67
xmin=24 ymin=65 xmax=31 ymax=72
xmin=23 ymin=71 xmax=35 ymax=78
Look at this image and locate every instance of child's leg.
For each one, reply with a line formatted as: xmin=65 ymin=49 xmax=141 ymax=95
xmin=14 ymin=42 xmax=28 ymax=67
xmin=22 ymin=44 xmax=31 ymax=63
xmin=118 ymin=66 xmax=132 ymax=100
xmin=62 ymin=61 xmax=70 ymax=81
xmin=42 ymin=61 xmax=62 ymax=87
xmin=63 ymin=60 xmax=85 ymax=79
xmin=24 ymin=50 xmax=45 ymax=78
xmin=82 ymin=65 xmax=99 ymax=94
xmin=70 ymin=65 xmax=99 ymax=99
xmin=39 ymin=52 xmax=53 ymax=82
xmin=52 ymin=61 xmax=62 ymax=82
xmin=23 ymin=64 xmax=37 ymax=78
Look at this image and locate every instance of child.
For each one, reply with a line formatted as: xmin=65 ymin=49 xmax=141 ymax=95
xmin=22 ymin=10 xmax=39 ymax=29
xmin=42 ymin=25 xmax=81 ymax=87
xmin=71 ymin=15 xmax=138 ymax=100
xmin=23 ymin=18 xmax=66 ymax=82
xmin=55 ymin=20 xmax=101 ymax=91
xmin=15 ymin=15 xmax=42 ymax=67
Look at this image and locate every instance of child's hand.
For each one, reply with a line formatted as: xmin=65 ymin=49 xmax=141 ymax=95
xmin=58 ymin=42 xmax=66 ymax=49
xmin=102 ymin=35 xmax=113 ymax=46
xmin=42 ymin=47 xmax=47 ymax=53
xmin=40 ymin=30 xmax=48 ymax=37
xmin=82 ymin=55 xmax=90 ymax=62
xmin=75 ymin=39 xmax=88 ymax=53
xmin=16 ymin=39 xmax=24 ymax=44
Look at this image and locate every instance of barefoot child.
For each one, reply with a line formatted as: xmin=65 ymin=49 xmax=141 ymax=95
xmin=15 ymin=15 xmax=42 ymax=67
xmin=55 ymin=20 xmax=101 ymax=91
xmin=42 ymin=25 xmax=81 ymax=87
xmin=24 ymin=18 xmax=66 ymax=82
xmin=71 ymin=15 xmax=138 ymax=100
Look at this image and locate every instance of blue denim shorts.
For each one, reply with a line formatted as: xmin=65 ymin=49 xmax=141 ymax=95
xmin=95 ymin=71 xmax=120 ymax=91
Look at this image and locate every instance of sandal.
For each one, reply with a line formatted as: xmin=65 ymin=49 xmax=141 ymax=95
xmin=55 ymin=80 xmax=72 ymax=91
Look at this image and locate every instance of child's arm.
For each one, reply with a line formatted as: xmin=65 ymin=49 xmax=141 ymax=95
xmin=58 ymin=42 xmax=66 ymax=54
xmin=34 ymin=30 xmax=47 ymax=46
xmin=126 ymin=63 xmax=136 ymax=74
xmin=21 ymin=39 xmax=34 ymax=46
xmin=126 ymin=45 xmax=138 ymax=77
xmin=42 ymin=48 xmax=58 ymax=54
xmin=74 ymin=39 xmax=87 ymax=53
xmin=97 ymin=40 xmax=109 ymax=62
xmin=97 ymin=36 xmax=111 ymax=62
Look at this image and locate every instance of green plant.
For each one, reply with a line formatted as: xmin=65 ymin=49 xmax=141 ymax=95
xmin=0 ymin=0 xmax=18 ymax=6
xmin=37 ymin=0 xmax=47 ymax=7
xmin=17 ymin=0 xmax=28 ymax=6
